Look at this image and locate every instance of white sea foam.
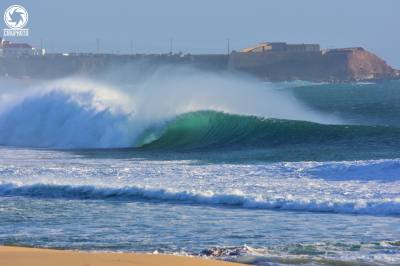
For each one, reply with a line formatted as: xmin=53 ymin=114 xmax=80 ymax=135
xmin=200 ymin=242 xmax=400 ymax=265
xmin=0 ymin=181 xmax=399 ymax=215
xmin=0 ymin=147 xmax=399 ymax=216
xmin=0 ymin=147 xmax=399 ymax=264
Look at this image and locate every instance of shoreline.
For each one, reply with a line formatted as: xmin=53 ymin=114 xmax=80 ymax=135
xmin=0 ymin=246 xmax=244 ymax=266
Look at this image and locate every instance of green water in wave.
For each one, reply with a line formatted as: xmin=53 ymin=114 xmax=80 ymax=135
xmin=135 ymin=111 xmax=400 ymax=162
xmin=78 ymin=81 xmax=400 ymax=162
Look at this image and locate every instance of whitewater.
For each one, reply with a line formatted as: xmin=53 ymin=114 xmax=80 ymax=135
xmin=0 ymin=69 xmax=399 ymax=265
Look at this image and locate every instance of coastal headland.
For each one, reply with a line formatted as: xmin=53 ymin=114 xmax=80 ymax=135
xmin=0 ymin=40 xmax=398 ymax=82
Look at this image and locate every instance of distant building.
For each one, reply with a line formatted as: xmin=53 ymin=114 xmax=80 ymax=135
xmin=240 ymin=42 xmax=320 ymax=53
xmin=0 ymin=37 xmax=45 ymax=57
xmin=230 ymin=41 xmax=322 ymax=71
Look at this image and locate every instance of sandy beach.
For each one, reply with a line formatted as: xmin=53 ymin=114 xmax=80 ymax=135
xmin=0 ymin=246 xmax=244 ymax=266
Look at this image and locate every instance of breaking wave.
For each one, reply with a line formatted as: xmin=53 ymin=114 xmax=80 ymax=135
xmin=1 ymin=182 xmax=399 ymax=215
xmin=0 ymin=84 xmax=399 ymax=151
xmin=0 ymin=76 xmax=399 ymax=151
xmin=0 ymin=74 xmax=339 ymax=149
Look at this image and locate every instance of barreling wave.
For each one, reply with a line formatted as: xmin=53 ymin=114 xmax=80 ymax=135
xmin=0 ymin=74 xmax=338 ymax=149
xmin=139 ymin=111 xmax=400 ymax=151
xmin=1 ymin=182 xmax=399 ymax=215
xmin=0 ymin=77 xmax=399 ymax=151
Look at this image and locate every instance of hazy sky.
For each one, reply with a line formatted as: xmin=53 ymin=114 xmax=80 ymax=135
xmin=1 ymin=0 xmax=399 ymax=68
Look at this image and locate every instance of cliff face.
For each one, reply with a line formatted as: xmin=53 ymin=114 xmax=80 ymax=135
xmin=347 ymin=48 xmax=396 ymax=80
xmin=229 ymin=48 xmax=399 ymax=82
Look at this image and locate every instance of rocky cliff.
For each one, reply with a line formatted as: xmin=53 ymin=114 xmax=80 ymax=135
xmin=229 ymin=47 xmax=399 ymax=82
xmin=346 ymin=48 xmax=397 ymax=80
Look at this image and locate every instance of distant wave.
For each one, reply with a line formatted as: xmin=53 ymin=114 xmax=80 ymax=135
xmin=1 ymin=182 xmax=399 ymax=215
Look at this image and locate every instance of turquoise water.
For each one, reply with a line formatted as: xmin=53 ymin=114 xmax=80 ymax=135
xmin=0 ymin=75 xmax=399 ymax=265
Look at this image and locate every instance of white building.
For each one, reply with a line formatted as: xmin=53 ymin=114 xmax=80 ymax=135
xmin=0 ymin=37 xmax=45 ymax=57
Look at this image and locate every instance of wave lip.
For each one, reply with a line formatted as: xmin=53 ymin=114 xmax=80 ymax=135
xmin=1 ymin=182 xmax=399 ymax=216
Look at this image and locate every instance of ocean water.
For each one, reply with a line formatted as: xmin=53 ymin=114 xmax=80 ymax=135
xmin=0 ymin=71 xmax=399 ymax=265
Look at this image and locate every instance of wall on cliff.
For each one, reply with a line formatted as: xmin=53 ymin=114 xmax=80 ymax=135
xmin=228 ymin=50 xmax=350 ymax=82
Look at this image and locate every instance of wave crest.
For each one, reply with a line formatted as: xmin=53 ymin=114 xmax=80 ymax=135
xmin=0 ymin=89 xmax=139 ymax=148
xmin=1 ymin=182 xmax=399 ymax=215
xmin=0 ymin=73 xmax=339 ymax=149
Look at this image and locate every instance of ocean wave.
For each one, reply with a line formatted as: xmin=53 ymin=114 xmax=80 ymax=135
xmin=1 ymin=182 xmax=399 ymax=215
xmin=138 ymin=110 xmax=400 ymax=151
xmin=0 ymin=74 xmax=336 ymax=149
xmin=1 ymin=77 xmax=400 ymax=152
xmin=2 ymin=77 xmax=400 ymax=151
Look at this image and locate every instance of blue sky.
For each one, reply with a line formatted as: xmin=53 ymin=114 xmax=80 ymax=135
xmin=1 ymin=0 xmax=399 ymax=68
